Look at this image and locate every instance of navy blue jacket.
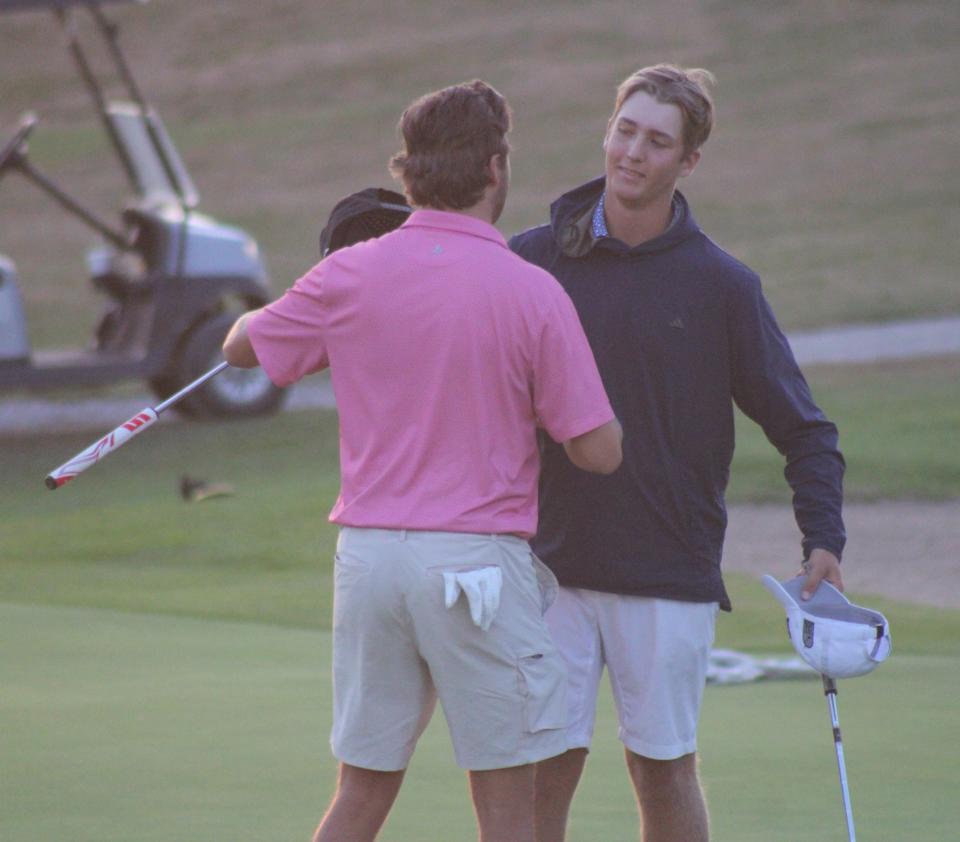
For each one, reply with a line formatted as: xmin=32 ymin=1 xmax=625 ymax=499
xmin=510 ymin=178 xmax=845 ymax=611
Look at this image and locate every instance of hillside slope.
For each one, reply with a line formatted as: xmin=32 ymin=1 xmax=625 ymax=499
xmin=1 ymin=0 xmax=957 ymax=346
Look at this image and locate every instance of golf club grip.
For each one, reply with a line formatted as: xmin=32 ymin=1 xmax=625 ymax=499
xmin=44 ymin=408 xmax=159 ymax=490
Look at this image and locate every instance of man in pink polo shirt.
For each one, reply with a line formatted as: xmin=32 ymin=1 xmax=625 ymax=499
xmin=223 ymin=80 xmax=621 ymax=842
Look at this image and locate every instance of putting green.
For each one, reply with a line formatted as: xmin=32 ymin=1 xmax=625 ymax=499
xmin=3 ymin=602 xmax=956 ymax=841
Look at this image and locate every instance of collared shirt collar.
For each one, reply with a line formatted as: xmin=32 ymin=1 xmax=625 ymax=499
xmin=401 ymin=208 xmax=507 ymax=248
xmin=585 ymin=190 xmax=683 ymax=250
xmin=591 ymin=192 xmax=610 ymax=240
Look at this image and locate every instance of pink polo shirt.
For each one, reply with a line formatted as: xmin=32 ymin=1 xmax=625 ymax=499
xmin=248 ymin=209 xmax=613 ymax=537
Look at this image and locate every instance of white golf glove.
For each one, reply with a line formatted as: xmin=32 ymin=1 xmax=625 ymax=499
xmin=443 ymin=566 xmax=503 ymax=631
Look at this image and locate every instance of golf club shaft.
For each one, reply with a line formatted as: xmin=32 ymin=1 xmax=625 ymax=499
xmin=44 ymin=361 xmax=229 ymax=490
xmin=154 ymin=361 xmax=229 ymax=412
xmin=823 ymin=677 xmax=857 ymax=842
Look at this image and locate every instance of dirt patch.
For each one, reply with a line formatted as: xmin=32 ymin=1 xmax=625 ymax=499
xmin=723 ymin=501 xmax=960 ymax=609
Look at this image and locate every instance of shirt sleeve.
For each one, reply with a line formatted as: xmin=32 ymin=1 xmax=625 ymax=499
xmin=247 ymin=263 xmax=331 ymax=388
xmin=728 ymin=274 xmax=846 ymax=560
xmin=532 ymin=283 xmax=615 ymax=443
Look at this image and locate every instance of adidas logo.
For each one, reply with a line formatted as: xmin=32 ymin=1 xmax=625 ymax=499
xmin=669 ymin=317 xmax=685 ymax=329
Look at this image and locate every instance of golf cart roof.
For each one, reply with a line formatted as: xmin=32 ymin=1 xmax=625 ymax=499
xmin=0 ymin=0 xmax=145 ymax=13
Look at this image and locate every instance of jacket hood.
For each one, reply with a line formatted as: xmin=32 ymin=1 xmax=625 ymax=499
xmin=549 ymin=176 xmax=700 ymax=258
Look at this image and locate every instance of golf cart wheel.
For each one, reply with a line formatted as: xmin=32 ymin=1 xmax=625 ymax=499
xmin=172 ymin=312 xmax=285 ymax=419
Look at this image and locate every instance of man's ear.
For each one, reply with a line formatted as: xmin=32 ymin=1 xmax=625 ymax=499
xmin=679 ymin=147 xmax=702 ymax=178
xmin=487 ymin=153 xmax=506 ymax=185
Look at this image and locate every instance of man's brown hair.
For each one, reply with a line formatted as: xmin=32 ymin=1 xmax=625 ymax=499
xmin=390 ymin=80 xmax=511 ymax=210
xmin=610 ymin=64 xmax=715 ymax=156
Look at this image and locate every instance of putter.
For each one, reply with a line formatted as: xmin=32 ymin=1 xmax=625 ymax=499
xmin=44 ymin=361 xmax=228 ymax=489
xmin=823 ymin=676 xmax=857 ymax=842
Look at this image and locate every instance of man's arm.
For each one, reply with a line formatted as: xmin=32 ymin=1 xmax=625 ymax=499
xmin=728 ymin=276 xmax=846 ymax=594
xmin=563 ymin=417 xmax=623 ymax=474
xmin=222 ymin=309 xmax=264 ymax=369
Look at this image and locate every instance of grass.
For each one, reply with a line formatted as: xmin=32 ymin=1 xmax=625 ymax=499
xmin=2 ymin=408 xmax=343 ymax=628
xmin=3 ymin=602 xmax=957 ymax=841
xmin=2 ymin=358 xmax=958 ymax=839
xmin=2 ymin=358 xmax=959 ymax=629
xmin=1 ymin=0 xmax=958 ymax=348
xmin=727 ymin=355 xmax=960 ymax=503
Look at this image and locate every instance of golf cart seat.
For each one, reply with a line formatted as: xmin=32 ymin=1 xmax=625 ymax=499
xmin=85 ymin=104 xmax=199 ymax=301
xmin=106 ymin=103 xmax=198 ymax=210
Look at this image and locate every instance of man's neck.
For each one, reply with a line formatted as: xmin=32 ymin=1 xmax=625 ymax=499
xmin=422 ymin=202 xmax=495 ymax=225
xmin=454 ymin=202 xmax=496 ymax=224
xmin=604 ymin=191 xmax=675 ymax=248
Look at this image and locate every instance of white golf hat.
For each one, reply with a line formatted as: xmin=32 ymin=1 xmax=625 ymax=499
xmin=761 ymin=574 xmax=892 ymax=679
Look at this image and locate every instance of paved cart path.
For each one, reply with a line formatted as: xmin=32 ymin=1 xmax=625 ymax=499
xmin=786 ymin=315 xmax=960 ymax=365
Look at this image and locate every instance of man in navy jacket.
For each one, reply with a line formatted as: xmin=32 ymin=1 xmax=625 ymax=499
xmin=510 ymin=65 xmax=846 ymax=842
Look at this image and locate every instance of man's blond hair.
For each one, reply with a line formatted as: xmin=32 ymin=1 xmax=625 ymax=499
xmin=610 ymin=64 xmax=716 ymax=156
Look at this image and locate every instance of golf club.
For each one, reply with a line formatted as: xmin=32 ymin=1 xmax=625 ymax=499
xmin=823 ymin=676 xmax=857 ymax=842
xmin=44 ymin=361 xmax=228 ymax=489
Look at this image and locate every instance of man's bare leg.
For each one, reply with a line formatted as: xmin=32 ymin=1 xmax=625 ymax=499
xmin=532 ymin=748 xmax=588 ymax=842
xmin=625 ymin=750 xmax=709 ymax=842
xmin=469 ymin=763 xmax=537 ymax=842
xmin=312 ymin=763 xmax=405 ymax=842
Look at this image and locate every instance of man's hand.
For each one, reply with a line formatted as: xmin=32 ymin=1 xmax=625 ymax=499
xmin=798 ymin=547 xmax=843 ymax=600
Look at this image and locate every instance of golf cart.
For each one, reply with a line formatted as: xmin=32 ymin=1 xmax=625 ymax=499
xmin=0 ymin=0 xmax=285 ymax=417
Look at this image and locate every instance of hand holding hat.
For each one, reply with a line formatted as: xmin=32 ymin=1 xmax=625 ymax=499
xmin=797 ymin=547 xmax=843 ymax=600
xmin=762 ymin=573 xmax=891 ymax=679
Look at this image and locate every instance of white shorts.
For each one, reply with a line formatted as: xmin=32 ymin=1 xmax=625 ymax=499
xmin=545 ymin=587 xmax=719 ymax=760
xmin=330 ymin=527 xmax=569 ymax=772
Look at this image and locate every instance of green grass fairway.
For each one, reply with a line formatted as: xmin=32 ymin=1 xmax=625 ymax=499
xmin=4 ymin=406 xmax=960 ymax=840
xmin=2 ymin=604 xmax=330 ymax=841
xmin=3 ymin=602 xmax=957 ymax=841
xmin=3 ymin=362 xmax=958 ymax=839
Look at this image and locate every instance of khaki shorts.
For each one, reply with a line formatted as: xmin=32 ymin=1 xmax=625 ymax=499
xmin=546 ymin=587 xmax=719 ymax=760
xmin=330 ymin=527 xmax=568 ymax=771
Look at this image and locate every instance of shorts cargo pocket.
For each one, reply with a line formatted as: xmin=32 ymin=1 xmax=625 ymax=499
xmin=517 ymin=653 xmax=568 ymax=734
